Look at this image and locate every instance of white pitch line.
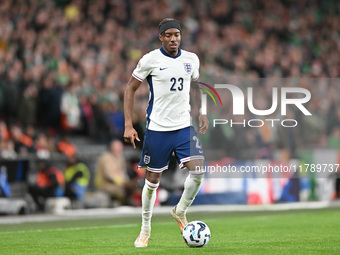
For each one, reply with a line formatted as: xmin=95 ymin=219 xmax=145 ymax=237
xmin=0 ymin=221 xmax=181 ymax=235
xmin=0 ymin=223 xmax=139 ymax=235
xmin=2 ymin=202 xmax=339 ymax=225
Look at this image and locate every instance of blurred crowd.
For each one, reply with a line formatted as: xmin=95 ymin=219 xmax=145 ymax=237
xmin=0 ymin=0 xmax=340 ymax=161
xmin=25 ymin=139 xmax=140 ymax=211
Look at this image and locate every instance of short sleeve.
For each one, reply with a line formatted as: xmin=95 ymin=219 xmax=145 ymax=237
xmin=132 ymin=53 xmax=153 ymax=82
xmin=191 ymin=54 xmax=200 ymax=81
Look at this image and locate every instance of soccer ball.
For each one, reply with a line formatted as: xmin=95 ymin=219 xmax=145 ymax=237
xmin=182 ymin=221 xmax=211 ymax=248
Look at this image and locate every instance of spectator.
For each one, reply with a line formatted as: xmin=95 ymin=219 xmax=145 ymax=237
xmin=10 ymin=124 xmax=34 ymax=154
xmin=0 ymin=166 xmax=10 ymax=198
xmin=35 ymin=133 xmax=51 ymax=158
xmin=2 ymin=64 xmax=22 ymax=125
xmin=0 ymin=0 xmax=339 ymax=161
xmin=105 ymin=101 xmax=125 ymax=141
xmin=334 ymin=176 xmax=340 ymax=200
xmin=0 ymin=120 xmax=10 ymax=140
xmin=91 ymin=99 xmax=111 ymax=143
xmin=17 ymin=84 xmax=38 ymax=128
xmin=57 ymin=135 xmax=77 ymax=158
xmin=37 ymin=74 xmax=63 ymax=132
xmin=328 ymin=127 xmax=340 ymax=150
xmin=64 ymin=155 xmax=90 ymax=201
xmin=94 ymin=140 xmax=137 ymax=205
xmin=28 ymin=160 xmax=65 ymax=211
xmin=78 ymin=93 xmax=95 ymax=136
xmin=0 ymin=139 xmax=17 ymax=159
xmin=60 ymin=83 xmax=81 ymax=133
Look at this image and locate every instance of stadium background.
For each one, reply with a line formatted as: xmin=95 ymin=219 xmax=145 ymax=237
xmin=1 ymin=0 xmax=340 ymax=213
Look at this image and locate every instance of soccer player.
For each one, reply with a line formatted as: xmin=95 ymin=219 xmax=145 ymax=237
xmin=123 ymin=18 xmax=208 ymax=248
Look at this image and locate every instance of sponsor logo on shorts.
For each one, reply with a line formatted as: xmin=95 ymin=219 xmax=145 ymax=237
xmin=144 ymin=155 xmax=150 ymax=164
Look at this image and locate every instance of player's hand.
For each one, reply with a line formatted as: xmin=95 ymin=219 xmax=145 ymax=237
xmin=199 ymin=115 xmax=209 ymax=134
xmin=123 ymin=126 xmax=140 ymax=149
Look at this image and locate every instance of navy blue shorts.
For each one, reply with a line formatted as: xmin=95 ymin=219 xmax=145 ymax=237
xmin=138 ymin=126 xmax=204 ymax=172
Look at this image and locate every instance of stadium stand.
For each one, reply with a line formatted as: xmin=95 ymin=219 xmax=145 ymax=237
xmin=1 ymin=0 xmax=340 ymax=213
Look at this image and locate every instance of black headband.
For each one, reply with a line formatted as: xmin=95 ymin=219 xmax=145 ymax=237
xmin=159 ymin=20 xmax=181 ymax=35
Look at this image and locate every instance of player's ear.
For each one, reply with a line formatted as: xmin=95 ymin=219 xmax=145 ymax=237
xmin=159 ymin=34 xmax=163 ymax=42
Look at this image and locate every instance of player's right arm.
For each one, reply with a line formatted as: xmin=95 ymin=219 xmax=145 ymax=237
xmin=124 ymin=76 xmax=142 ymax=149
xmin=124 ymin=51 xmax=153 ymax=148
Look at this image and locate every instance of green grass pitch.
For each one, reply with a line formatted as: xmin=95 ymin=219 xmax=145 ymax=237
xmin=1 ymin=207 xmax=339 ymax=255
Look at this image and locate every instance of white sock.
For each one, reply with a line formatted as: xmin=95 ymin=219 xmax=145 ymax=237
xmin=176 ymin=170 xmax=204 ymax=215
xmin=141 ymin=179 xmax=159 ymax=233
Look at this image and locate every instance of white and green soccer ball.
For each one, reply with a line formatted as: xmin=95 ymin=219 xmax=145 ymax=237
xmin=182 ymin=220 xmax=211 ymax=248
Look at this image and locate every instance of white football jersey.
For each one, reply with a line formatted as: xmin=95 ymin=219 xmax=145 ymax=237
xmin=132 ymin=47 xmax=200 ymax=131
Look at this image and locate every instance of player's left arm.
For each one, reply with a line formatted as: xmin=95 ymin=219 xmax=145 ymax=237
xmin=190 ymin=83 xmax=209 ymax=134
xmin=196 ymin=87 xmax=209 ymax=135
xmin=191 ymin=54 xmax=209 ymax=135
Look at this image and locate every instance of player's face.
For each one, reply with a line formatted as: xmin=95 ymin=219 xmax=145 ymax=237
xmin=159 ymin=28 xmax=181 ymax=56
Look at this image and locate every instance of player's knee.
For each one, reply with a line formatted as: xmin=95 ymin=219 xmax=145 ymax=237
xmin=146 ymin=171 xmax=162 ymax=184
xmin=185 ymin=159 xmax=204 ymax=171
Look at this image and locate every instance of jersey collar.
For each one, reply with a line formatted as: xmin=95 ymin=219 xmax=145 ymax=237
xmin=160 ymin=47 xmax=181 ymax=59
